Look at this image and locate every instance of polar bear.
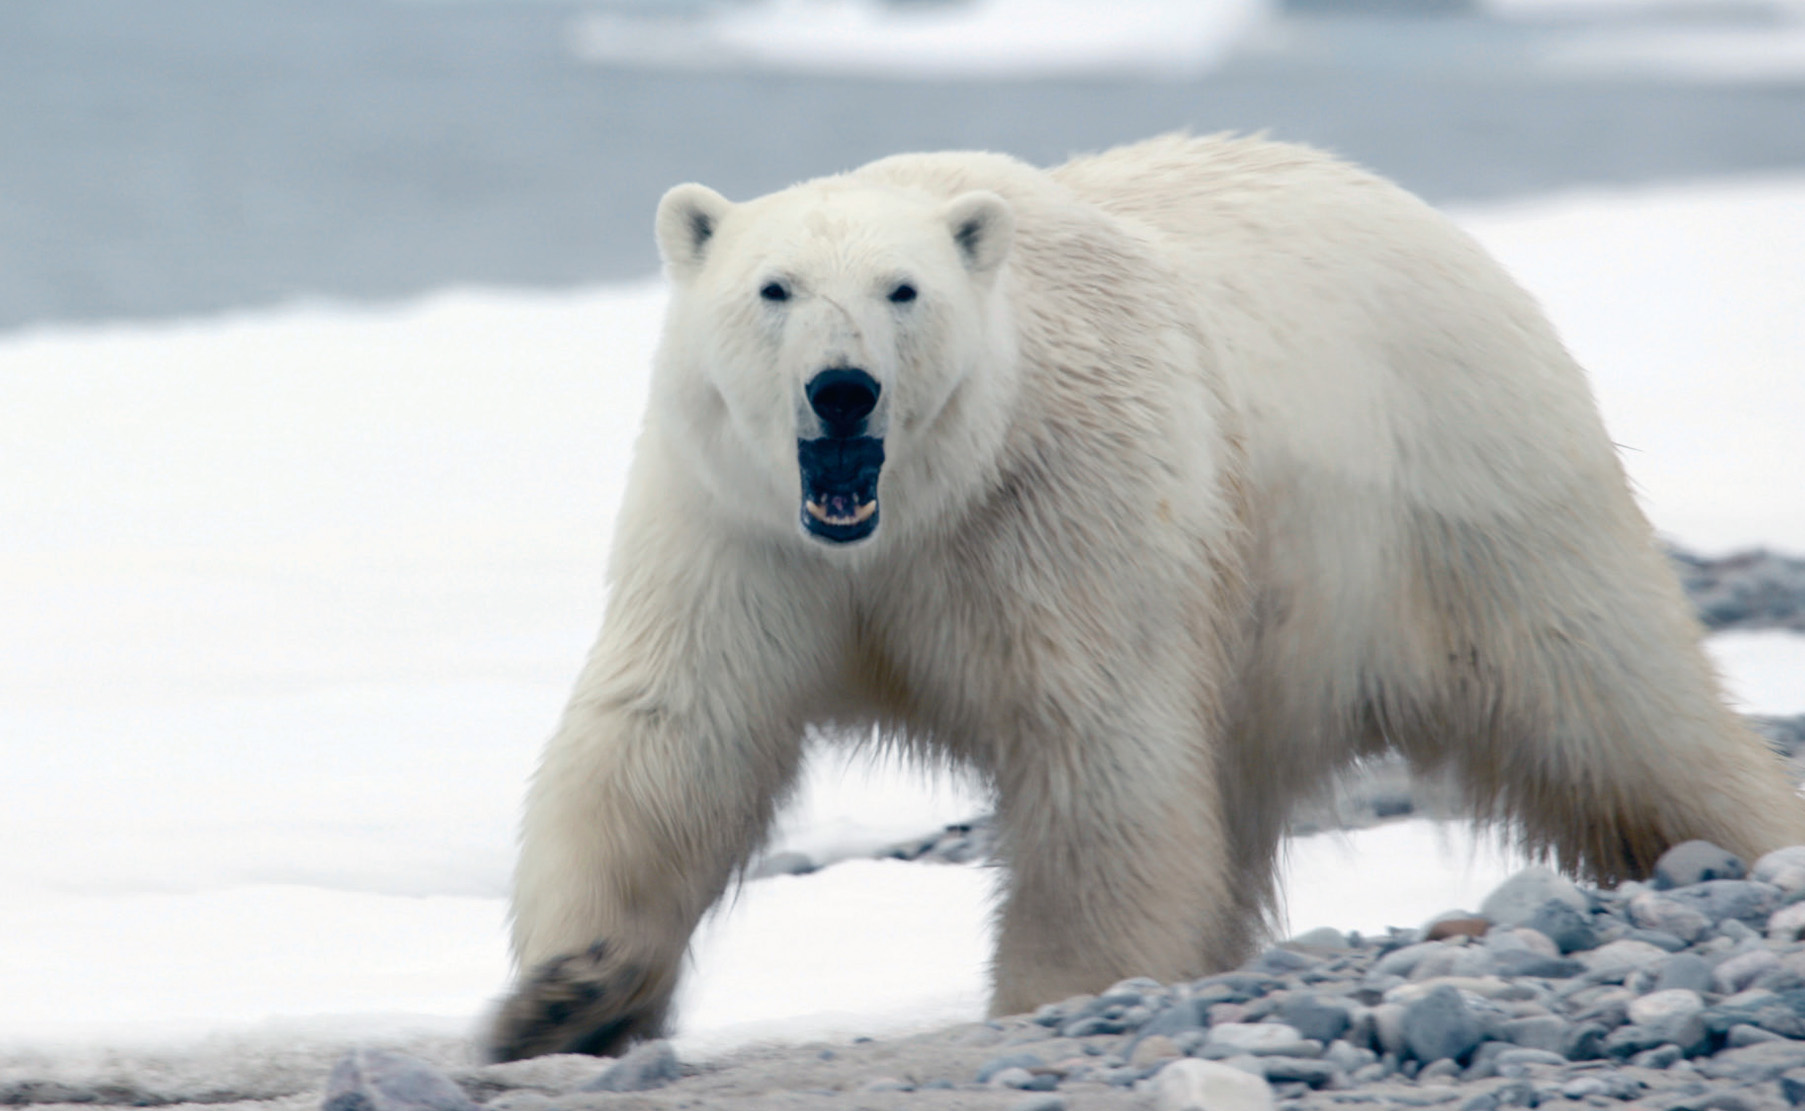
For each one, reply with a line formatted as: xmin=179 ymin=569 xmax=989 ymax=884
xmin=488 ymin=134 xmax=1805 ymax=1060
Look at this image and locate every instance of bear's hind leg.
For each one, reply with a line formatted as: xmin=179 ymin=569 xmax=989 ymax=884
xmin=1399 ymin=515 xmax=1805 ymax=886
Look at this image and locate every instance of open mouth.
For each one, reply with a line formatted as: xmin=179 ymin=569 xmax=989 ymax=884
xmin=797 ymin=435 xmax=884 ymax=544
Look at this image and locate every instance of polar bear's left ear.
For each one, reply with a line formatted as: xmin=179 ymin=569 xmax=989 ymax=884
xmin=942 ymin=191 xmax=1014 ymax=277
xmin=655 ymin=183 xmax=734 ymax=281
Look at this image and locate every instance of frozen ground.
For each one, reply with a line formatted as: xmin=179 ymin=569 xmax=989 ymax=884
xmin=1 ymin=175 xmax=1802 ymax=1063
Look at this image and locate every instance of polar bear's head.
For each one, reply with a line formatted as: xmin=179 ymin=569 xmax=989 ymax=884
xmin=651 ymin=177 xmax=1017 ymax=551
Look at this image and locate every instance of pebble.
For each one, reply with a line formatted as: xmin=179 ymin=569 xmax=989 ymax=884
xmin=1154 ymin=1059 xmax=1274 ymax=1111
xmin=325 ymin=1050 xmax=477 ymax=1111
xmin=578 ymin=1040 xmax=680 ymax=1093
xmin=296 ymin=837 xmax=1805 ymax=1111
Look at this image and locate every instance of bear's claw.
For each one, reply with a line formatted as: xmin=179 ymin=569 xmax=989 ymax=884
xmin=487 ymin=941 xmax=667 ymax=1062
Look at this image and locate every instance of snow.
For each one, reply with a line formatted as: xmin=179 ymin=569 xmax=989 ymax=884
xmin=568 ymin=0 xmax=1273 ymax=81
xmin=3 ymin=174 xmax=1803 ymax=1060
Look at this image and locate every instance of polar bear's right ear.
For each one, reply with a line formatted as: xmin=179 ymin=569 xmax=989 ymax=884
xmin=941 ymin=191 xmax=1014 ymax=277
xmin=655 ymin=184 xmax=734 ymax=281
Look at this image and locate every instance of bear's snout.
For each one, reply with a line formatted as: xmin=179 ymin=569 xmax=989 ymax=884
xmin=805 ymin=368 xmax=880 ymax=439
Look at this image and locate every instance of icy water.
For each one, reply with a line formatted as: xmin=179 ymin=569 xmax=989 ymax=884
xmin=4 ymin=0 xmax=1805 ymax=329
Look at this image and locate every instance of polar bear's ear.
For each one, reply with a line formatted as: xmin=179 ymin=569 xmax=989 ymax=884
xmin=656 ymin=184 xmax=734 ymax=280
xmin=941 ymin=191 xmax=1014 ymax=277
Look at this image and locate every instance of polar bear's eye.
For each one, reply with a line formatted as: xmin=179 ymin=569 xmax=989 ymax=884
xmin=759 ymin=282 xmax=790 ymax=303
xmin=888 ymin=283 xmax=917 ymax=304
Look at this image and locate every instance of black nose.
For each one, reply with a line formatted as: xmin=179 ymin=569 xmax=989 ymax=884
xmin=806 ymin=368 xmax=880 ymax=436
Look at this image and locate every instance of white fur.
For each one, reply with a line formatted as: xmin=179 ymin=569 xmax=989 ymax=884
xmin=499 ymin=135 xmax=1805 ymax=1055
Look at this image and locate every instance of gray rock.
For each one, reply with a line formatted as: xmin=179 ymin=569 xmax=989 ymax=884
xmin=987 ymin=1067 xmax=1035 ymax=1089
xmin=1655 ymin=953 xmax=1716 ymax=994
xmin=976 ymin=1054 xmax=1048 ymax=1084
xmin=1153 ymin=1059 xmax=1274 ymax=1111
xmin=1258 ymin=1056 xmax=1339 ymax=1088
xmin=1480 ymin=867 xmax=1588 ymax=929
xmin=1493 ymin=1048 xmax=1566 ymax=1068
xmin=1653 ymin=841 xmax=1748 ymax=889
xmin=1715 ymin=948 xmax=1782 ymax=994
xmin=1522 ymin=899 xmax=1597 ymax=954
xmin=324 ymin=1050 xmax=479 ymax=1111
xmin=1728 ymin=1023 xmax=1786 ymax=1047
xmin=1664 ymin=880 xmax=1783 ymax=925
xmin=1400 ymin=985 xmax=1483 ymax=1064
xmin=1561 ymin=1021 xmax=1609 ymax=1061
xmin=749 ymin=850 xmax=816 ymax=878
xmin=1373 ymin=941 xmax=1444 ymax=979
xmin=1490 ymin=949 xmax=1584 ymax=979
xmin=1276 ymin=994 xmax=1351 ymax=1043
xmin=1755 ymin=846 xmax=1805 ymax=887
xmin=1285 ymin=926 xmax=1351 ymax=950
xmin=1781 ymin=1067 xmax=1805 ymax=1107
xmin=1628 ymin=1044 xmax=1682 ymax=1069
xmin=1010 ymin=1096 xmax=1066 ymax=1111
xmin=579 ymin=1041 xmax=680 ymax=1093
xmin=1623 ymin=927 xmax=1690 ymax=952
xmin=1627 ymin=893 xmax=1713 ymax=942
xmin=1205 ymin=1022 xmax=1315 ymax=1057
xmin=1698 ymin=1039 xmax=1805 ymax=1082
xmin=1501 ymin=1015 xmax=1567 ymax=1054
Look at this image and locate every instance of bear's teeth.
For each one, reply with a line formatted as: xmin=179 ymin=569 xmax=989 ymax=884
xmin=806 ymin=499 xmax=877 ymax=526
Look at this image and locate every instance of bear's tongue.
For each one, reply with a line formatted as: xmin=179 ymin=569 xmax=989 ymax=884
xmin=805 ymin=493 xmax=876 ymax=527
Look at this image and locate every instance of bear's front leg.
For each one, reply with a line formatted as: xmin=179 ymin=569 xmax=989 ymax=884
xmin=986 ymin=680 xmax=1256 ymax=1016
xmin=490 ymin=534 xmax=831 ymax=1060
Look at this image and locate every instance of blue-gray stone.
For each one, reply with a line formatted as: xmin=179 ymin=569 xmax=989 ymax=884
xmin=1561 ymin=1021 xmax=1609 ymax=1061
xmin=1781 ymin=1067 xmax=1805 ymax=1107
xmin=975 ymin=1054 xmax=1047 ymax=1084
xmin=1501 ymin=1015 xmax=1567 ymax=1054
xmin=1253 ymin=947 xmax=1320 ymax=974
xmin=1665 ymin=880 xmax=1782 ymax=925
xmin=1400 ymin=985 xmax=1483 ymax=1064
xmin=1654 ymin=841 xmax=1747 ymax=890
xmin=1490 ymin=948 xmax=1584 ymax=979
xmin=1133 ymin=998 xmax=1207 ymax=1045
xmin=1277 ymin=994 xmax=1351 ymax=1044
xmin=1623 ymin=928 xmax=1689 ymax=952
xmin=1523 ymin=899 xmax=1597 ymax=954
xmin=1010 ymin=1095 xmax=1066 ymax=1111
xmin=1629 ymin=1044 xmax=1683 ymax=1069
xmin=580 ymin=1041 xmax=680 ymax=1093
xmin=1480 ymin=868 xmax=1588 ymax=929
xmin=1655 ymin=953 xmax=1715 ymax=994
xmin=1260 ymin=1056 xmax=1338 ymax=1087
xmin=323 ymin=1050 xmax=477 ymax=1111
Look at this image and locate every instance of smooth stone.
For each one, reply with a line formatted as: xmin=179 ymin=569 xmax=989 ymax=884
xmin=1411 ymin=944 xmax=1498 ymax=980
xmin=1490 ymin=949 xmax=1584 ymax=979
xmin=1699 ymin=1039 xmax=1805 ymax=1082
xmin=1370 ymin=1003 xmax=1407 ymax=1058
xmin=1715 ymin=948 xmax=1782 ymax=994
xmin=1426 ymin=916 xmax=1492 ymax=942
xmin=1010 ymin=1096 xmax=1066 ymax=1111
xmin=976 ymin=1054 xmax=1048 ymax=1084
xmin=1771 ymin=902 xmax=1805 ymax=942
xmin=862 ymin=1077 xmax=913 ymax=1092
xmin=1285 ymin=926 xmax=1350 ymax=950
xmin=1486 ymin=927 xmax=1560 ymax=958
xmin=483 ymin=1094 xmax=550 ymax=1111
xmin=1664 ymin=880 xmax=1783 ymax=925
xmin=1655 ymin=953 xmax=1716 ymax=994
xmin=1627 ymin=893 xmax=1713 ymax=942
xmin=1258 ymin=1056 xmax=1338 ymax=1088
xmin=1384 ymin=976 xmax=1517 ymax=1003
xmin=1372 ymin=942 xmax=1444 ymax=978
xmin=1130 ymin=1036 xmax=1183 ymax=1068
xmin=1523 ymin=899 xmax=1598 ymax=954
xmin=988 ymin=1068 xmax=1036 ymax=1089
xmin=1400 ymin=985 xmax=1483 ymax=1064
xmin=1493 ymin=1048 xmax=1566 ymax=1068
xmin=1154 ymin=1059 xmax=1274 ymax=1111
xmin=1135 ymin=999 xmax=1208 ymax=1044
xmin=1782 ymin=1066 xmax=1805 ymax=1107
xmin=1561 ymin=1021 xmax=1609 ymax=1061
xmin=1417 ymin=1058 xmax=1461 ymax=1081
xmin=1629 ymin=1044 xmax=1683 ymax=1069
xmin=324 ymin=1050 xmax=478 ymax=1111
xmin=1580 ymin=939 xmax=1670 ymax=974
xmin=1627 ymin=988 xmax=1705 ymax=1028
xmin=1653 ymin=841 xmax=1747 ymax=889
xmin=1728 ymin=1023 xmax=1786 ymax=1047
xmin=1623 ymin=927 xmax=1689 ymax=952
xmin=1502 ymin=1015 xmax=1568 ymax=1054
xmin=1480 ymin=867 xmax=1588 ymax=929
xmin=580 ymin=1041 xmax=680 ymax=1093
xmin=1754 ymin=846 xmax=1805 ymax=887
xmin=1205 ymin=1023 xmax=1312 ymax=1056
xmin=1276 ymin=995 xmax=1351 ymax=1044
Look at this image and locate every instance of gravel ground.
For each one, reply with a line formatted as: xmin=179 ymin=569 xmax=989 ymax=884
xmin=18 ymin=842 xmax=1805 ymax=1111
